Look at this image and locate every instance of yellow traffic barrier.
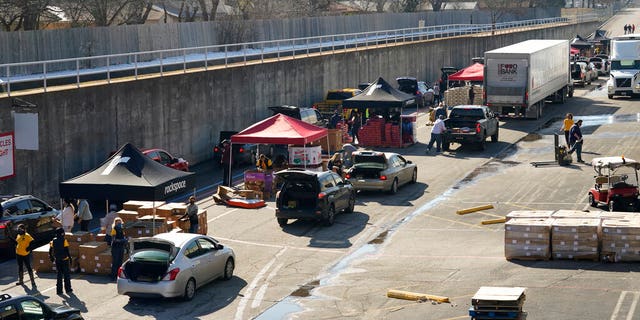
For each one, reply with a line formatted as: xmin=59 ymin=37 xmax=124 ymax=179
xmin=387 ymin=289 xmax=450 ymax=303
xmin=481 ymin=217 xmax=507 ymax=225
xmin=456 ymin=204 xmax=494 ymax=215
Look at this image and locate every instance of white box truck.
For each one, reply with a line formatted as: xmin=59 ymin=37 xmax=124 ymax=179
xmin=483 ymin=40 xmax=573 ymax=119
xmin=607 ymin=34 xmax=640 ymax=99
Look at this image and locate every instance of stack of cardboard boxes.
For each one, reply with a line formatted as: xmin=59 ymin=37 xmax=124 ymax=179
xmin=32 ymin=200 xmax=206 ymax=276
xmin=505 ymin=210 xmax=640 ymax=262
xmin=443 ymin=85 xmax=483 ymax=107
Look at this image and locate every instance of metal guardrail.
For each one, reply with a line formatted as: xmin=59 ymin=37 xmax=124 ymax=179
xmin=0 ymin=14 xmax=601 ymax=96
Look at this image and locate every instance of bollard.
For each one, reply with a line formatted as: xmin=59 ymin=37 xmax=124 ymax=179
xmin=456 ymin=204 xmax=494 ymax=215
xmin=387 ymin=289 xmax=450 ymax=303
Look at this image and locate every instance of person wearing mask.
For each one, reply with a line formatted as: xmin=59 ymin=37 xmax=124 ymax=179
xmin=568 ymin=119 xmax=585 ymax=163
xmin=256 ymin=154 xmax=273 ymax=171
xmin=350 ymin=110 xmax=362 ymax=145
xmin=432 ymin=81 xmax=441 ymax=104
xmin=56 ymin=199 xmax=75 ymax=233
xmin=49 ymin=228 xmax=72 ymax=294
xmin=221 ymin=140 xmax=233 ymax=187
xmin=341 ymin=143 xmax=357 ymax=169
xmin=427 ymin=115 xmax=447 ymax=153
xmin=75 ymin=199 xmax=93 ymax=232
xmin=13 ymin=224 xmax=36 ymax=287
xmin=434 ymin=102 xmax=448 ymax=120
xmin=327 ymin=152 xmax=343 ymax=176
xmin=102 ymin=204 xmax=119 ymax=244
xmin=110 ymin=218 xmax=127 ymax=281
xmin=559 ymin=113 xmax=574 ymax=147
xmin=180 ymin=196 xmax=200 ymax=234
xmin=329 ymin=109 xmax=342 ymax=129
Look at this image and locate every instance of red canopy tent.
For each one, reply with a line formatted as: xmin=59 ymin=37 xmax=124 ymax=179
xmin=448 ymin=62 xmax=484 ymax=82
xmin=570 ymin=46 xmax=580 ymax=55
xmin=231 ymin=113 xmax=328 ymax=145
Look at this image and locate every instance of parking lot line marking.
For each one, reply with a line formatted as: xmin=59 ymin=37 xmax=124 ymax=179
xmin=626 ymin=292 xmax=639 ymax=320
xmin=207 ymin=208 xmax=240 ymax=222
xmin=235 ymin=248 xmax=286 ymax=320
xmin=214 ymin=236 xmax=345 ymax=254
xmin=251 ymin=262 xmax=284 ymax=309
xmin=426 ymin=213 xmax=486 ymax=229
xmin=611 ymin=291 xmax=628 ymax=320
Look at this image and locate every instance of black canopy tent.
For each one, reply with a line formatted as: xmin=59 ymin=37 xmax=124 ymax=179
xmin=342 ymin=77 xmax=419 ymax=146
xmin=59 ymin=143 xmax=195 ymax=202
xmin=570 ymin=34 xmax=593 ymax=49
xmin=59 ymin=143 xmax=195 ymax=235
xmin=342 ymin=77 xmax=416 ymax=109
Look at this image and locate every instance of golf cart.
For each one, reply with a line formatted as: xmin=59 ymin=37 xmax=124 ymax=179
xmin=588 ymin=156 xmax=640 ymax=212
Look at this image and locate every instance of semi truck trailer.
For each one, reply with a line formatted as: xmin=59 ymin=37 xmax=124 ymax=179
xmin=607 ymin=34 xmax=640 ymax=99
xmin=483 ymin=40 xmax=573 ymax=119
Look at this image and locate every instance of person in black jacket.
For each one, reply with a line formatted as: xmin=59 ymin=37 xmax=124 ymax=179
xmin=110 ymin=218 xmax=127 ymax=281
xmin=49 ymin=228 xmax=73 ymax=294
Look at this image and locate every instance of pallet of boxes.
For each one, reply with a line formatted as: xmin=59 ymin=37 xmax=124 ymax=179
xmin=444 ymin=85 xmax=483 ymax=107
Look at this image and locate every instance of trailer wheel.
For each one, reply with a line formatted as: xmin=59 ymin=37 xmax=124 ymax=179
xmin=568 ymin=86 xmax=574 ymax=98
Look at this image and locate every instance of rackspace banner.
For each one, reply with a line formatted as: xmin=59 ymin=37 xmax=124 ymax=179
xmin=0 ymin=132 xmax=15 ymax=180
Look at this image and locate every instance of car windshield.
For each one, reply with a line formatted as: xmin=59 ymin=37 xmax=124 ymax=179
xmin=132 ymin=249 xmax=172 ymax=262
xmin=610 ymin=60 xmax=640 ymax=70
xmin=450 ymin=108 xmax=484 ymax=118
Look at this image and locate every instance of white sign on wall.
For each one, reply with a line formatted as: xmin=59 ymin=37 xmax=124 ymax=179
xmin=0 ymin=132 xmax=15 ymax=180
xmin=14 ymin=112 xmax=39 ymax=150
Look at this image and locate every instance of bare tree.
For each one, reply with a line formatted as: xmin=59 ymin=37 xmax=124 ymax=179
xmin=483 ymin=0 xmax=527 ymax=34
xmin=427 ymin=0 xmax=445 ymax=11
xmin=0 ymin=0 xmax=59 ymax=31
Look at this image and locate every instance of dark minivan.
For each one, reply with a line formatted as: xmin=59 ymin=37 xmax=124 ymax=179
xmin=275 ymin=169 xmax=355 ymax=227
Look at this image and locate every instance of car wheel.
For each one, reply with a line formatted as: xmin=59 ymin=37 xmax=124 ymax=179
xmin=388 ymin=178 xmax=398 ymax=194
xmin=410 ymin=169 xmax=417 ymax=184
xmin=344 ymin=195 xmax=355 ymax=213
xmin=223 ymin=258 xmax=235 ymax=280
xmin=491 ymin=130 xmax=498 ymax=142
xmin=184 ymin=278 xmax=196 ymax=301
xmin=324 ymin=206 xmax=336 ymax=226
xmin=589 ymin=193 xmax=597 ymax=207
xmin=277 ymin=218 xmax=288 ymax=227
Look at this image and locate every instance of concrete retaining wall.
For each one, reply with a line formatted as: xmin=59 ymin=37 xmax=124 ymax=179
xmin=0 ymin=21 xmax=601 ymax=202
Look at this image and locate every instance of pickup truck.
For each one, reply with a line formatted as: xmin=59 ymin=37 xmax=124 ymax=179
xmin=443 ymin=105 xmax=499 ymax=151
xmin=313 ymin=88 xmax=361 ymax=118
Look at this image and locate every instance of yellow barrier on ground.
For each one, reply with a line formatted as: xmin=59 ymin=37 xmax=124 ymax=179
xmin=387 ymin=289 xmax=450 ymax=303
xmin=481 ymin=217 xmax=507 ymax=225
xmin=456 ymin=204 xmax=494 ymax=215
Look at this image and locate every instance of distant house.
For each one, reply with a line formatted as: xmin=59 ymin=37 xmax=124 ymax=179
xmin=147 ymin=0 xmax=237 ymax=23
xmin=423 ymin=2 xmax=479 ymax=10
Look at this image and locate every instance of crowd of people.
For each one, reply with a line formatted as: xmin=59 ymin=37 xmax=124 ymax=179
xmin=624 ymin=24 xmax=636 ymax=34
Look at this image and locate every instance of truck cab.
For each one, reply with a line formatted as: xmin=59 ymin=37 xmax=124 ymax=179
xmin=607 ymin=35 xmax=640 ymax=99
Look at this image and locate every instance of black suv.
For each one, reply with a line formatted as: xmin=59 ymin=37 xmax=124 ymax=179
xmin=1 ymin=195 xmax=59 ymax=259
xmin=274 ymin=169 xmax=355 ymax=227
xmin=0 ymin=293 xmax=83 ymax=319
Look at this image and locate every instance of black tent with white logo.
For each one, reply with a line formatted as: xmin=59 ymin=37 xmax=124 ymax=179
xmin=59 ymin=143 xmax=195 ymax=202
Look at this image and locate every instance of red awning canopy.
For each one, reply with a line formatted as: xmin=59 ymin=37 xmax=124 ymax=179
xmin=231 ymin=113 xmax=328 ymax=145
xmin=448 ymin=62 xmax=484 ymax=82
xmin=570 ymin=46 xmax=580 ymax=55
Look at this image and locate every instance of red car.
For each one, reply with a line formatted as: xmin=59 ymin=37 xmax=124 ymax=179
xmin=142 ymin=149 xmax=189 ymax=172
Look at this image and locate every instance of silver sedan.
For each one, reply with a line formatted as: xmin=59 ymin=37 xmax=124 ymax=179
xmin=117 ymin=232 xmax=235 ymax=300
xmin=345 ymin=151 xmax=418 ymax=194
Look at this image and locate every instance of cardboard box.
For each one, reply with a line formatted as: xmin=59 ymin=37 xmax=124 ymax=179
xmin=137 ymin=202 xmax=166 ymax=216
xmin=32 ymin=244 xmax=53 ymax=273
xmin=123 ymin=200 xmax=161 ymax=211
xmin=69 ymin=231 xmax=95 ymax=243
xmin=156 ymin=203 xmax=188 ymax=217
xmin=117 ymin=210 xmax=140 ymax=223
xmin=79 ymin=241 xmax=108 ymax=261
